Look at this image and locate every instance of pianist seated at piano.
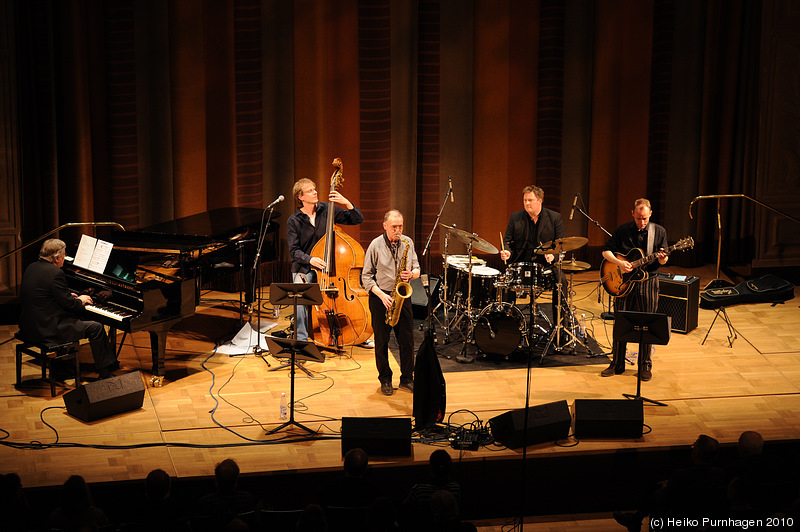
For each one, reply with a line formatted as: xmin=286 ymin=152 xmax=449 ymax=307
xmin=18 ymin=239 xmax=120 ymax=379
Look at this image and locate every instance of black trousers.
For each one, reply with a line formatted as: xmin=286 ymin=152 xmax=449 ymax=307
xmin=81 ymin=320 xmax=117 ymax=370
xmin=369 ymin=291 xmax=415 ymax=385
xmin=610 ymin=275 xmax=660 ymax=371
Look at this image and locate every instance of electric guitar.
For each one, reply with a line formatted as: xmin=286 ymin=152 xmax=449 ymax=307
xmin=600 ymin=236 xmax=694 ymax=297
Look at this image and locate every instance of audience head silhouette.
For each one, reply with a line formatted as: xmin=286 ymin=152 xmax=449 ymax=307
xmin=215 ymin=458 xmax=241 ymax=495
xmin=738 ymin=430 xmax=764 ymax=457
xmin=429 ymin=449 xmax=452 ymax=481
xmin=145 ymin=468 xmax=171 ymax=501
xmin=343 ymin=447 xmax=369 ymax=478
xmin=61 ymin=475 xmax=94 ymax=514
xmin=691 ymin=434 xmax=719 ymax=466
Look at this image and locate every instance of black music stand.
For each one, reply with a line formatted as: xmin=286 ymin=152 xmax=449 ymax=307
xmin=613 ymin=311 xmax=671 ymax=407
xmin=268 ymin=283 xmax=323 ymax=377
xmin=264 ymin=335 xmax=324 ymax=435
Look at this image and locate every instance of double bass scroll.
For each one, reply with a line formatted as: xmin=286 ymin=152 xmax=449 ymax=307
xmin=309 ymin=158 xmax=373 ymax=348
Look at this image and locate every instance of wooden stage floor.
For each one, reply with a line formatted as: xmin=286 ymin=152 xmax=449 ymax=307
xmin=2 ymin=265 xmax=799 ymax=516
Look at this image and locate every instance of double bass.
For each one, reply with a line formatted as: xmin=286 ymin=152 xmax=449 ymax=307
xmin=310 ymin=158 xmax=373 ymax=347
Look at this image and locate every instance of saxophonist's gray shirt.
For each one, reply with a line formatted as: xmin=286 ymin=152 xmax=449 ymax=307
xmin=362 ymin=234 xmax=420 ymax=293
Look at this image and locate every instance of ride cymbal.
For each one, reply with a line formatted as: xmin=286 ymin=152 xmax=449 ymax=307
xmin=439 ymin=224 xmax=499 ymax=254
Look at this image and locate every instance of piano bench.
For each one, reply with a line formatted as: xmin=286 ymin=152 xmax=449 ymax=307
xmin=14 ymin=332 xmax=82 ymax=397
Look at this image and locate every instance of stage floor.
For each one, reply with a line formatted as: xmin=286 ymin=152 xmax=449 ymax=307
xmin=2 ymin=264 xmax=799 ymax=498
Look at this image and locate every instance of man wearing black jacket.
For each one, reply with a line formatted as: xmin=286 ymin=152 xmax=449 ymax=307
xmin=500 ymin=185 xmax=567 ymax=317
xmin=18 ymin=239 xmax=118 ymax=378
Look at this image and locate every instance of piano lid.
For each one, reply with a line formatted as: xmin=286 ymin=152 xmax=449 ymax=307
xmin=110 ymin=207 xmax=279 ymax=253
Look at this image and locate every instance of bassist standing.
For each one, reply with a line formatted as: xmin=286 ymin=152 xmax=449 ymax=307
xmin=600 ymin=198 xmax=668 ymax=381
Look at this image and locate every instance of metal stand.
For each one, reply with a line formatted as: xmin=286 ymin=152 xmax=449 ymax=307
xmin=539 ymin=254 xmax=588 ymax=362
xmin=614 ymin=311 xmax=670 ymax=407
xmin=267 ymin=283 xmax=323 ymax=377
xmin=701 ymin=306 xmax=757 ymax=350
xmin=250 ymin=206 xmax=278 ymax=355
xmin=572 ymin=194 xmax=615 ymax=320
xmin=264 ymin=335 xmax=324 ymax=435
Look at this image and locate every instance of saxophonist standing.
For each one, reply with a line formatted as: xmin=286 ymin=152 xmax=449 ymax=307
xmin=362 ymin=210 xmax=420 ymax=396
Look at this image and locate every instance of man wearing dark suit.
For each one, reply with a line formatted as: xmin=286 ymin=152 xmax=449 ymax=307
xmin=500 ymin=185 xmax=567 ymax=317
xmin=19 ymin=239 xmax=118 ymax=378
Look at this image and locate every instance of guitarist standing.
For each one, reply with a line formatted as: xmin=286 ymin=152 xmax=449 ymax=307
xmin=600 ymin=198 xmax=668 ymax=381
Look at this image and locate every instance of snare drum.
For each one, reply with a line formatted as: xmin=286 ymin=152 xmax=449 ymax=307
xmin=443 ymin=257 xmax=499 ymax=309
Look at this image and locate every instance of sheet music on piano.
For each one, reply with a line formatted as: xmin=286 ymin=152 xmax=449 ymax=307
xmin=73 ymin=234 xmax=114 ymax=274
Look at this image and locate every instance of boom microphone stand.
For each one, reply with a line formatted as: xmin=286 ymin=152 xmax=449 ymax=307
xmin=249 ymin=198 xmax=282 ymax=355
xmin=421 ymin=178 xmax=455 ymax=344
xmin=571 ymin=195 xmax=615 ymax=321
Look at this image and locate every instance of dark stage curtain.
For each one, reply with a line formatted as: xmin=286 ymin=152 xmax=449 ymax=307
xmin=11 ymin=0 xmax=765 ymax=275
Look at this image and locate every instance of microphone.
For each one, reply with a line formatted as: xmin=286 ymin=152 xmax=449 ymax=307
xmin=448 ymin=176 xmax=454 ymax=203
xmin=569 ymin=194 xmax=578 ymax=220
xmin=266 ymin=194 xmax=285 ymax=209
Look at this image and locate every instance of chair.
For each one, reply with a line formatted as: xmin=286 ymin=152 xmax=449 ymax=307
xmin=14 ymin=331 xmax=81 ymax=396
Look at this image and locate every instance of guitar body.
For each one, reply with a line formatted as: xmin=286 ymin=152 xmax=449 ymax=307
xmin=600 ymin=248 xmax=648 ymax=297
xmin=600 ymin=236 xmax=695 ymax=298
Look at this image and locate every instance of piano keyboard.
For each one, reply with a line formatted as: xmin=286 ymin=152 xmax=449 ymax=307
xmin=85 ymin=304 xmax=133 ymax=322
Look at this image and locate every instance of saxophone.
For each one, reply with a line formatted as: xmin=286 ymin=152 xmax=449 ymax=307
xmin=386 ymin=238 xmax=413 ymax=327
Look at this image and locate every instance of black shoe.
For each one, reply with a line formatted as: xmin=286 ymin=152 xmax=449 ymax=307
xmin=600 ymin=365 xmax=624 ymax=377
xmin=640 ymin=368 xmax=652 ymax=381
xmin=98 ymin=367 xmax=113 ymax=379
xmin=380 ymin=383 xmax=394 ymax=396
xmin=613 ymin=511 xmax=642 ymax=532
xmin=399 ymin=381 xmax=414 ymax=393
xmin=108 ymin=360 xmax=121 ymax=371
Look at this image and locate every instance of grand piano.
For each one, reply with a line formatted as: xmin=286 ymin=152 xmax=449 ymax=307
xmin=63 ymin=208 xmax=279 ymax=376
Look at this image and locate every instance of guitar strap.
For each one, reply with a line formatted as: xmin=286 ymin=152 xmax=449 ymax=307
xmin=646 ymin=223 xmax=655 ymax=256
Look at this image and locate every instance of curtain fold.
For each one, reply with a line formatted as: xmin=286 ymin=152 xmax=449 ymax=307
xmin=12 ymin=0 xmax=768 ymax=275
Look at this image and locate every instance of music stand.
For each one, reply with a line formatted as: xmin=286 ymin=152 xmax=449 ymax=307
xmin=613 ymin=311 xmax=671 ymax=406
xmin=264 ymin=335 xmax=324 ymax=434
xmin=268 ymin=283 xmax=323 ymax=377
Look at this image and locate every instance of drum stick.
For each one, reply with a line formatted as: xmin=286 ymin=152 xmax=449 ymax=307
xmin=499 ymin=232 xmax=507 ymax=266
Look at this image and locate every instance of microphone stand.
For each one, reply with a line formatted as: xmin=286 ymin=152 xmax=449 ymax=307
xmin=572 ymin=199 xmax=615 ymax=321
xmin=249 ymin=205 xmax=277 ymax=357
xmin=421 ymin=182 xmax=454 ymax=348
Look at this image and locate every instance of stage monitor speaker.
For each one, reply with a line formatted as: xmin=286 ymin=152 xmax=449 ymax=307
xmin=341 ymin=417 xmax=412 ymax=457
xmin=63 ymin=371 xmax=145 ymax=422
xmin=409 ymin=276 xmax=440 ymax=319
xmin=573 ymin=399 xmax=643 ymax=438
xmin=657 ymin=273 xmax=700 ymax=333
xmin=489 ymin=400 xmax=571 ymax=449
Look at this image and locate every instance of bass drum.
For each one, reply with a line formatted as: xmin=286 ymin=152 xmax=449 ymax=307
xmin=473 ymin=302 xmax=527 ymax=357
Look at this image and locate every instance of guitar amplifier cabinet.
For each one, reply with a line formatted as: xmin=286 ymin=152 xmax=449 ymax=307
xmin=657 ymin=273 xmax=700 ymax=333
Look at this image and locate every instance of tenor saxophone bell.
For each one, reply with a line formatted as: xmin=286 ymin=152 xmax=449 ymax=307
xmin=387 ymin=280 xmax=412 ymax=327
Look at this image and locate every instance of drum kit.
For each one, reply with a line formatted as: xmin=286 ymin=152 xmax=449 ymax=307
xmin=435 ymin=224 xmax=592 ymax=361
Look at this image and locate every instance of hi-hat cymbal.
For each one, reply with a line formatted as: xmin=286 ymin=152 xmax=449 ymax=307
xmin=536 ymin=236 xmax=588 ymax=255
xmin=439 ymin=224 xmax=499 ymax=254
xmin=560 ymin=258 xmax=591 ymax=272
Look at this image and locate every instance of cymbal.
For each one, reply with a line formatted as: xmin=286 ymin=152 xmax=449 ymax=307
xmin=536 ymin=236 xmax=588 ymax=255
xmin=560 ymin=259 xmax=591 ymax=272
xmin=439 ymin=224 xmax=499 ymax=254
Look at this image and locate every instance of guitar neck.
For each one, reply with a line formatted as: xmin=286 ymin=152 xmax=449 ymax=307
xmin=630 ymin=243 xmax=676 ymax=269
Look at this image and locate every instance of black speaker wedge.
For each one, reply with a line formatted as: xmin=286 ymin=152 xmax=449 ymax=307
xmin=489 ymin=400 xmax=571 ymax=449
xmin=64 ymin=371 xmax=145 ymax=422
